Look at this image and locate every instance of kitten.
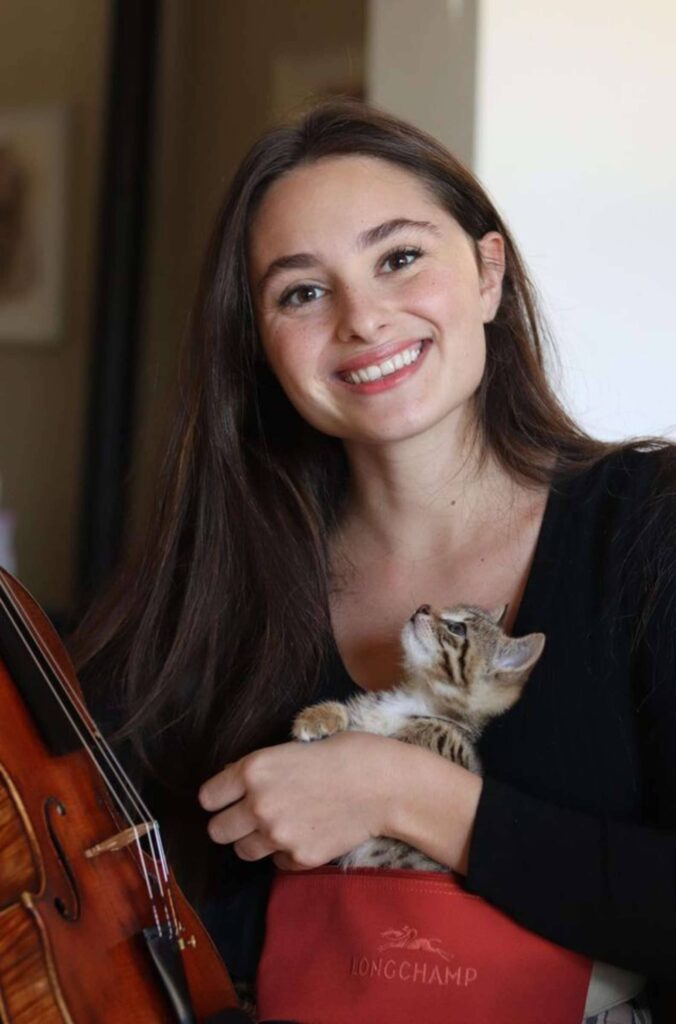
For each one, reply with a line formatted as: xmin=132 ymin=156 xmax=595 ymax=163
xmin=293 ymin=603 xmax=545 ymax=871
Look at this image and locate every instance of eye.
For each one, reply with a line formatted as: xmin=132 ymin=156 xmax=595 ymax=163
xmin=442 ymin=620 xmax=467 ymax=639
xmin=380 ymin=246 xmax=423 ymax=273
xmin=278 ymin=283 xmax=327 ymax=309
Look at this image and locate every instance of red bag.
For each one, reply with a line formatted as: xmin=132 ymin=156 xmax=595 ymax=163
xmin=256 ymin=867 xmax=592 ymax=1024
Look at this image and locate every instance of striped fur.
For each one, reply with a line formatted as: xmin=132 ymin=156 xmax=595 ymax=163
xmin=293 ymin=604 xmax=545 ymax=871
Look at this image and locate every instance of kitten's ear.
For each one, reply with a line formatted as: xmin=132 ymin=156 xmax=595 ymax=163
xmin=488 ymin=604 xmax=508 ymax=626
xmin=493 ymin=633 xmax=545 ymax=676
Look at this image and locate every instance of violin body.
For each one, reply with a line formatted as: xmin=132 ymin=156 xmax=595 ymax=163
xmin=0 ymin=569 xmax=241 ymax=1022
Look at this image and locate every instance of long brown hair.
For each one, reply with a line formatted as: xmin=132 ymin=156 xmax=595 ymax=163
xmin=72 ymin=100 xmax=672 ymax=869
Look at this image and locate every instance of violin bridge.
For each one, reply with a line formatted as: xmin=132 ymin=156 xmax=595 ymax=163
xmin=84 ymin=821 xmax=155 ymax=858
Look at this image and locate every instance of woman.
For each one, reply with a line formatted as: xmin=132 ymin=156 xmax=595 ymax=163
xmin=76 ymin=101 xmax=676 ymax=1022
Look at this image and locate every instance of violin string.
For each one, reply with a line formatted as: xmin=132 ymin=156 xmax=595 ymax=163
xmin=0 ymin=597 xmax=160 ymax=918
xmin=152 ymin=819 xmax=171 ymax=886
xmin=165 ymin=886 xmax=180 ymax=941
xmin=0 ymin=580 xmax=164 ymax=841
xmin=154 ymin=821 xmax=179 ymax=937
xmin=149 ymin=820 xmax=175 ymax=938
xmin=0 ymin=582 xmax=151 ymax=820
xmin=1 ymin=578 xmax=181 ymax=940
xmin=11 ymin=590 xmax=157 ymax=815
xmin=0 ymin=580 xmax=171 ymax=931
xmin=0 ymin=586 xmax=172 ymax=935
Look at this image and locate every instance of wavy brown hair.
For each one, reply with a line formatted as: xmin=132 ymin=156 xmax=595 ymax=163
xmin=72 ymin=100 xmax=672 ymax=876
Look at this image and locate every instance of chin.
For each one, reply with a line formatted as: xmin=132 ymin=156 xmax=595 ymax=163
xmin=401 ymin=619 xmax=435 ymax=672
xmin=339 ymin=413 xmax=447 ymax=447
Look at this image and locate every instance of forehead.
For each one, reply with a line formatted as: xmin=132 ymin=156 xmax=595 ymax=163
xmin=248 ymin=154 xmax=453 ymax=264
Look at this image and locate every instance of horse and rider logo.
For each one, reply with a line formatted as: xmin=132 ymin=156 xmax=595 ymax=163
xmin=377 ymin=925 xmax=454 ymax=962
xmin=349 ymin=923 xmax=477 ymax=987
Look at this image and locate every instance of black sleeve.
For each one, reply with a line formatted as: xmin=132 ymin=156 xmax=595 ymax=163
xmin=465 ymin=458 xmax=676 ymax=983
xmin=464 ymin=777 xmax=676 ymax=981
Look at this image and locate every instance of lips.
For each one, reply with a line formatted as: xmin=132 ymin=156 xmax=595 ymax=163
xmin=334 ymin=337 xmax=431 ymax=392
xmin=335 ymin=338 xmax=430 ymax=375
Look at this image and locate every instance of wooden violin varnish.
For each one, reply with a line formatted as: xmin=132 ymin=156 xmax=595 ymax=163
xmin=0 ymin=567 xmax=244 ymax=1023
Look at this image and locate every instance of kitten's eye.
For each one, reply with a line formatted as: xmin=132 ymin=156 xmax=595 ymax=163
xmin=442 ymin=620 xmax=467 ymax=639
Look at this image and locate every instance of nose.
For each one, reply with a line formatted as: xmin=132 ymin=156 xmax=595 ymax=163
xmin=334 ymin=283 xmax=390 ymax=344
xmin=415 ymin=604 xmax=431 ymax=616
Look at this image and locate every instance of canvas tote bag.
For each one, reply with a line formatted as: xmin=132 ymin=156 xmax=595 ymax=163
xmin=256 ymin=866 xmax=594 ymax=1024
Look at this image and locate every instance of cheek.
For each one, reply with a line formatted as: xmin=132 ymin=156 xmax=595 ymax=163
xmin=259 ymin=332 xmax=306 ymax=393
xmin=258 ymin=323 xmax=338 ymax=431
xmin=406 ymin=266 xmax=484 ymax=329
xmin=410 ymin=273 xmax=487 ymax=392
xmin=261 ymin=334 xmax=292 ymax=385
xmin=260 ymin=314 xmax=328 ymax=383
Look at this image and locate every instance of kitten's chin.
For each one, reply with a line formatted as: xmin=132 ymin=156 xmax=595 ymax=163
xmin=401 ymin=618 xmax=436 ymax=671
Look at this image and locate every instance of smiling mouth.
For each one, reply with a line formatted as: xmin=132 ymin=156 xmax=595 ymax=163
xmin=337 ymin=340 xmax=428 ymax=385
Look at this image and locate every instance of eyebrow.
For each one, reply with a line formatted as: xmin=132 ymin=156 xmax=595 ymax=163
xmin=256 ymin=218 xmax=441 ymax=294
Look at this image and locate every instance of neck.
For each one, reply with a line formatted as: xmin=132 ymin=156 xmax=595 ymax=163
xmin=338 ymin=419 xmax=517 ymax=562
xmin=401 ymin=675 xmax=481 ymax=741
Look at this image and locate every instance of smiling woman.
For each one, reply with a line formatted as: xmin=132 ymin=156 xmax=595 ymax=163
xmin=249 ymin=157 xmax=503 ymax=444
xmin=72 ymin=101 xmax=676 ymax=1023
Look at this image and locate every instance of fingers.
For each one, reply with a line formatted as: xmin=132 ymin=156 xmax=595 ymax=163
xmin=234 ymin=832 xmax=278 ymax=862
xmin=198 ymin=737 xmax=380 ymax=868
xmin=199 ymin=762 xmax=245 ymax=812
xmin=272 ymin=851 xmax=309 ymax=872
xmin=206 ymin=798 xmax=256 ymax=845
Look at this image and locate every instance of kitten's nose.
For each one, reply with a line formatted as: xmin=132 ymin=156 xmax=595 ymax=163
xmin=415 ymin=604 xmax=431 ymax=616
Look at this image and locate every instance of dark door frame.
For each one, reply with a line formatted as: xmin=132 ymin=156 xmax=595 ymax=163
xmin=78 ymin=0 xmax=159 ymax=607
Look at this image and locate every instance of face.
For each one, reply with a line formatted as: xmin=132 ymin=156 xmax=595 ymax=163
xmin=401 ymin=604 xmax=544 ymax=719
xmin=248 ymin=155 xmax=504 ymax=446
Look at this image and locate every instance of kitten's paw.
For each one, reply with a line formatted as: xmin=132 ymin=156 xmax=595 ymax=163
xmin=293 ymin=701 xmax=350 ymax=741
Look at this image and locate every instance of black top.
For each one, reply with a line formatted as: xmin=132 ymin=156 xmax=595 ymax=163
xmin=201 ymin=448 xmax=676 ymax=1013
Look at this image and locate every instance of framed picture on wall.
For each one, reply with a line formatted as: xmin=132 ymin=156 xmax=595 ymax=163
xmin=0 ymin=105 xmax=68 ymax=345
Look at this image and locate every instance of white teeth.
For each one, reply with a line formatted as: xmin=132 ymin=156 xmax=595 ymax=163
xmin=343 ymin=342 xmax=424 ymax=385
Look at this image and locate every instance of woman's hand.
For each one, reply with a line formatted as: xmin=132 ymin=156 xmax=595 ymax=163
xmin=198 ymin=731 xmax=399 ymax=870
xmin=198 ymin=731 xmax=483 ymax=873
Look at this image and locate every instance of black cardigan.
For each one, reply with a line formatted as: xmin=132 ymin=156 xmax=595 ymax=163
xmin=200 ymin=448 xmax=676 ymax=1017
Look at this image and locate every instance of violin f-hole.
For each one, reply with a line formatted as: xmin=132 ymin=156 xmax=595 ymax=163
xmin=44 ymin=796 xmax=81 ymax=921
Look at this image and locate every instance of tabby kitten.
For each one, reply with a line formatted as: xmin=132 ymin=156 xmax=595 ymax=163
xmin=293 ymin=603 xmax=545 ymax=871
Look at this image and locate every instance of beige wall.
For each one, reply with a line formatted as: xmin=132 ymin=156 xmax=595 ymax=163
xmin=367 ymin=0 xmax=477 ymax=167
xmin=131 ymin=0 xmax=365 ymax=534
xmin=0 ymin=1 xmax=108 ymax=613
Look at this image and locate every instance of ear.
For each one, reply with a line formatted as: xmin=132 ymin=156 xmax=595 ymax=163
xmin=492 ymin=633 xmax=545 ymax=676
xmin=477 ymin=231 xmax=505 ymax=324
xmin=488 ymin=604 xmax=508 ymax=627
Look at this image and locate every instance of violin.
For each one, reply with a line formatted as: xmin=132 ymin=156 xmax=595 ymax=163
xmin=0 ymin=567 xmax=248 ymax=1022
